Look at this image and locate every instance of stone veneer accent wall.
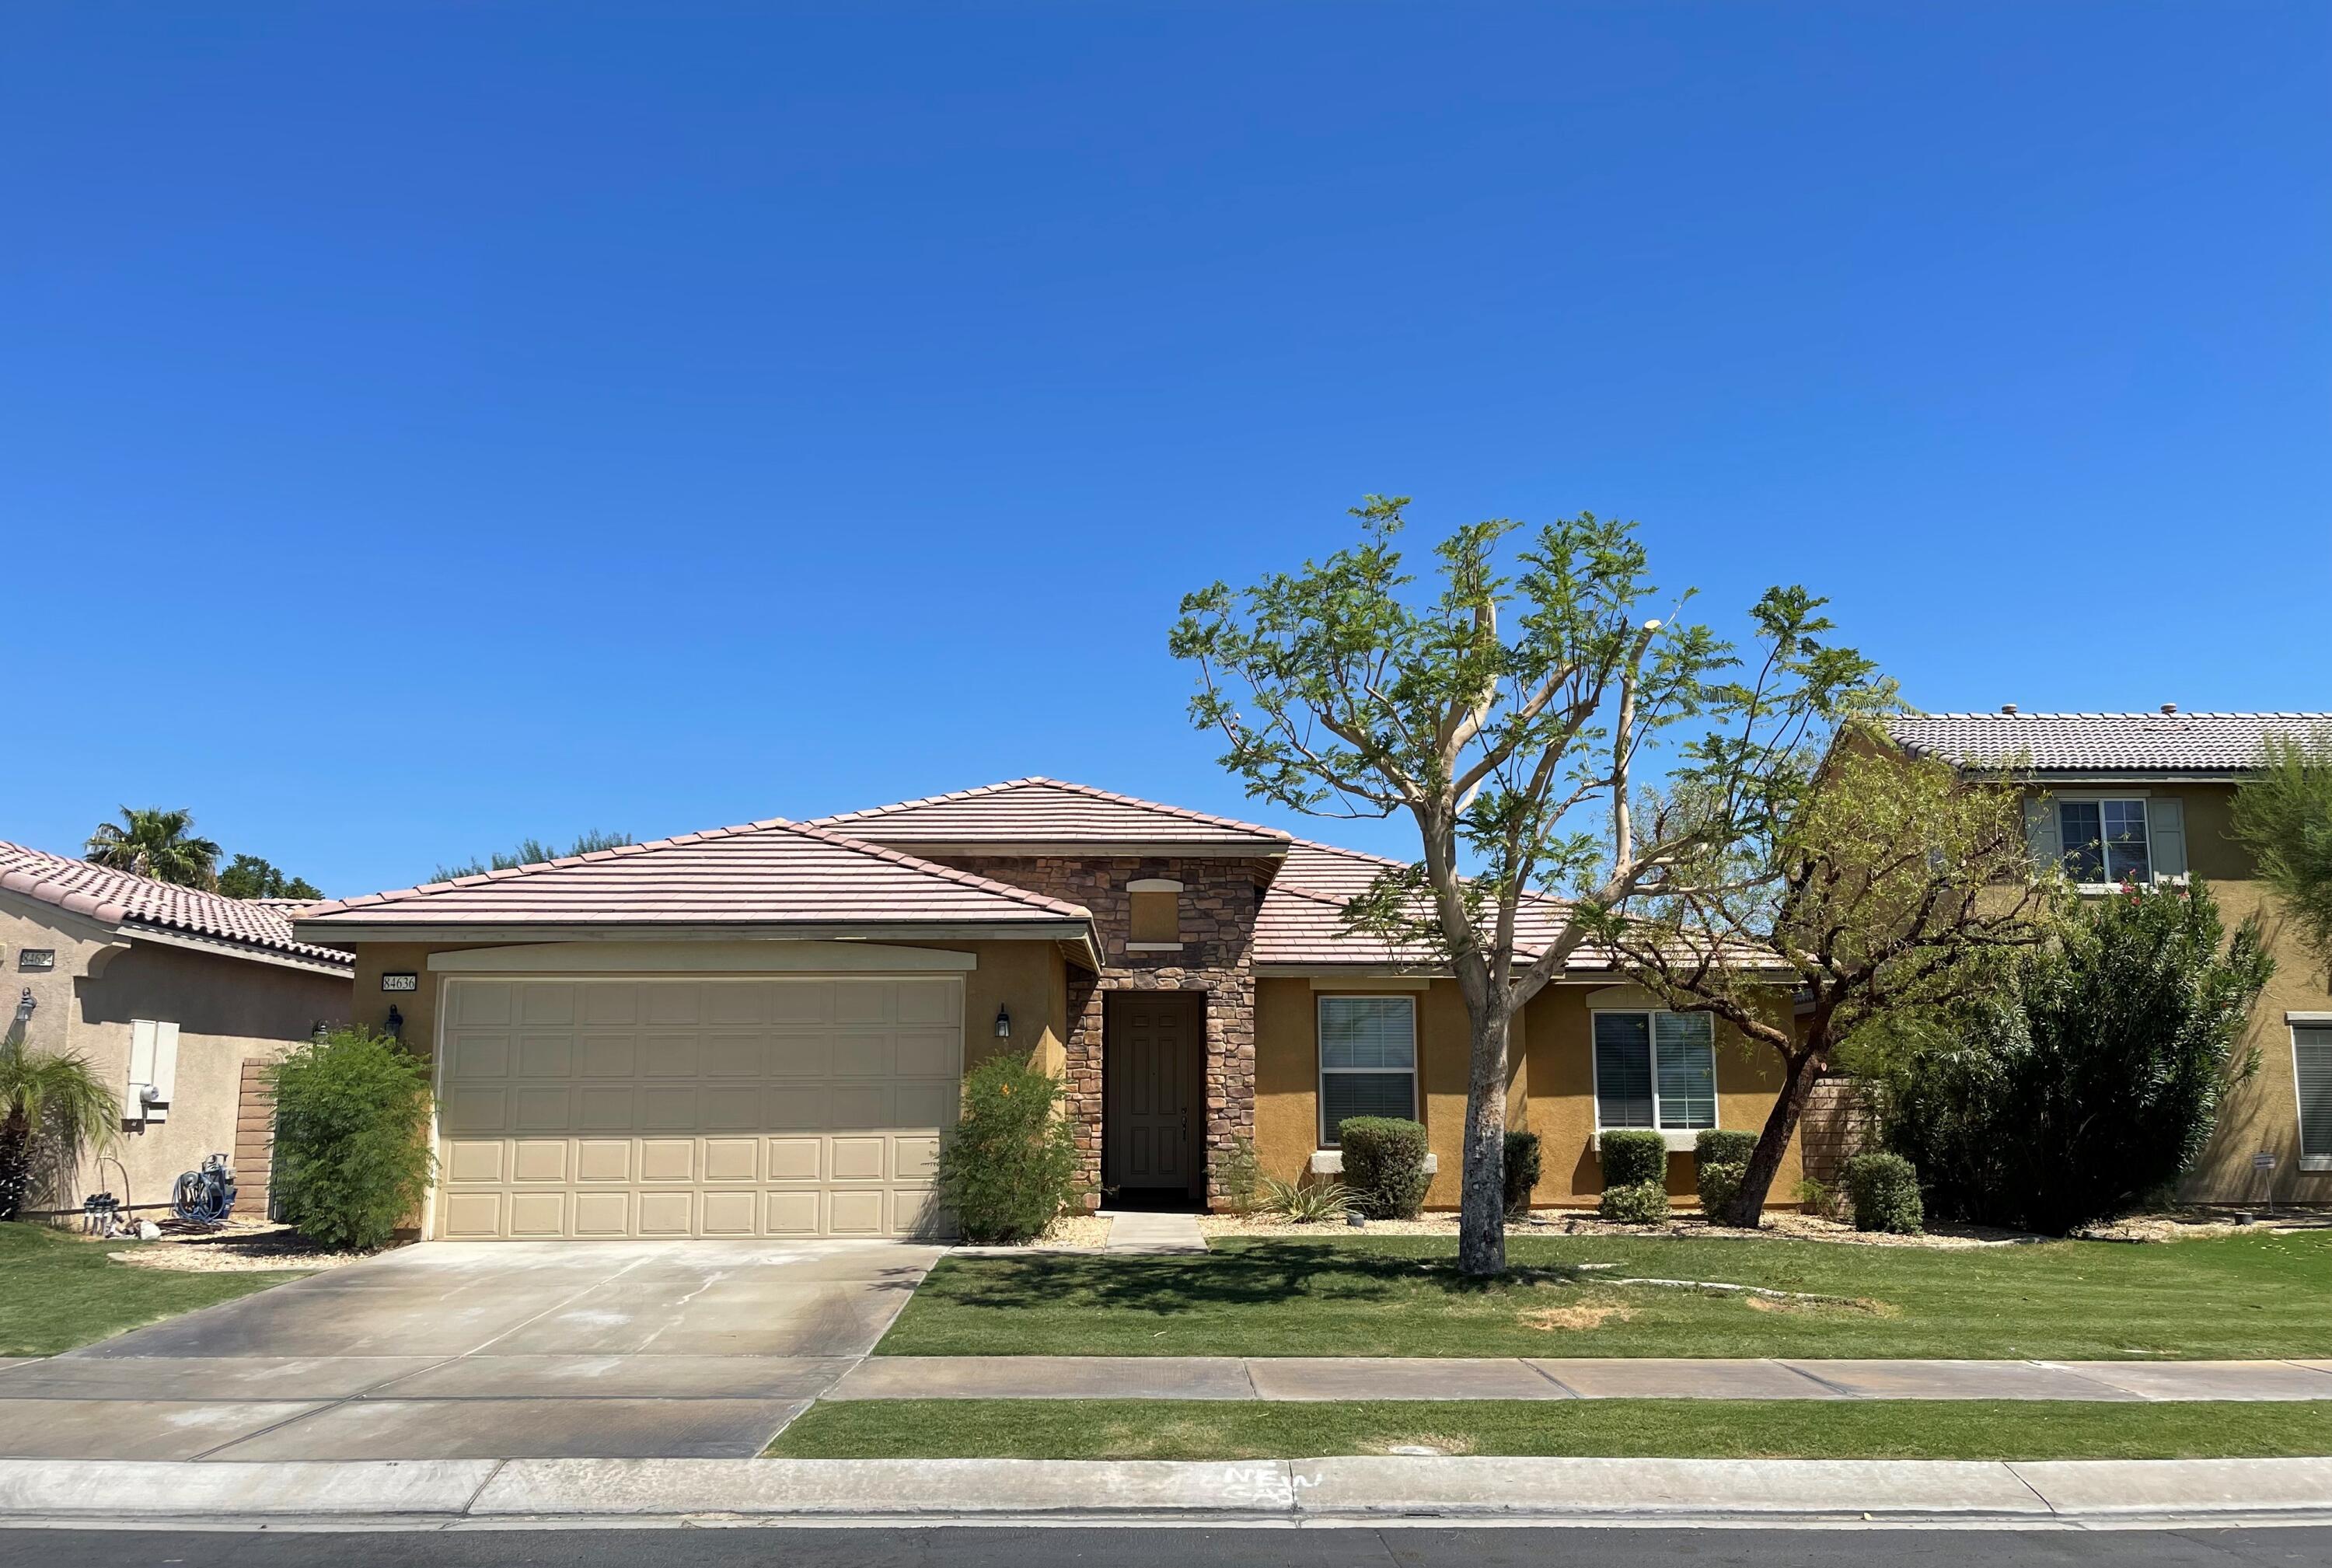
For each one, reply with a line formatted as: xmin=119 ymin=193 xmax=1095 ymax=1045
xmin=933 ymin=855 xmax=1274 ymax=1207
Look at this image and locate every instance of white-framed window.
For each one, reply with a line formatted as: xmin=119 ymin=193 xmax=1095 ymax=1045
xmin=1318 ymin=994 xmax=1416 ymax=1144
xmin=2296 ymin=1023 xmax=2332 ymax=1172
xmin=2027 ymin=794 xmax=2187 ymax=887
xmin=1593 ymin=1010 xmax=1716 ymax=1131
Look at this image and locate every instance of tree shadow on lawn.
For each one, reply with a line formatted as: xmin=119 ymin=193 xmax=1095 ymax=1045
xmin=934 ymin=1242 xmax=1592 ymax=1318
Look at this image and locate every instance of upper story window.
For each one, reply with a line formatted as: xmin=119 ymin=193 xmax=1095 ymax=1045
xmin=1593 ymin=1010 xmax=1716 ymax=1131
xmin=2029 ymin=794 xmax=2186 ymax=888
xmin=1318 ymin=994 xmax=1416 ymax=1144
xmin=1126 ymin=878 xmax=1182 ymax=951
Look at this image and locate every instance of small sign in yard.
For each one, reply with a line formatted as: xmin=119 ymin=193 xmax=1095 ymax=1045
xmin=2254 ymin=1151 xmax=2277 ymax=1172
xmin=382 ymin=973 xmax=419 ymax=992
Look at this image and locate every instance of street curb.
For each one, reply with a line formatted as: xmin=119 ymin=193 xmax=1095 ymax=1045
xmin=0 ymin=1456 xmax=2328 ymax=1529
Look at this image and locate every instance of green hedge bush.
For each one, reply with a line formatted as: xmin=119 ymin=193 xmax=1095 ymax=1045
xmin=1503 ymin=1129 xmax=1542 ymax=1218
xmin=936 ymin=1056 xmax=1080 ymax=1243
xmin=1337 ymin=1116 xmax=1430 ymax=1219
xmin=1600 ymin=1180 xmax=1670 ymax=1224
xmin=1598 ymin=1127 xmax=1668 ymax=1188
xmin=1694 ymin=1129 xmax=1759 ymax=1168
xmin=270 ymin=1028 xmax=434 ymax=1252
xmin=1695 ymin=1161 xmax=1747 ymax=1221
xmin=1845 ymin=1151 xmax=1924 ymax=1234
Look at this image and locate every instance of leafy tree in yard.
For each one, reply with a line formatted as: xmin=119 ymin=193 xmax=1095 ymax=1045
xmin=1881 ymin=881 xmax=2272 ymax=1234
xmin=1172 ymin=496 xmax=1878 ymax=1274
xmin=1595 ymin=735 xmax=2058 ymax=1228
xmin=217 ymin=854 xmax=323 ymax=901
xmin=431 ymin=828 xmax=634 ymax=884
xmin=270 ymin=1028 xmax=435 ymax=1252
xmin=84 ymin=808 xmax=221 ymax=889
xmin=2231 ymin=726 xmax=2332 ymax=983
xmin=0 ymin=1022 xmax=119 ymax=1222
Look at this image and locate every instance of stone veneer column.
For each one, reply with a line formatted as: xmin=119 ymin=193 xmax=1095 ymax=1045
xmin=935 ymin=854 xmax=1265 ymax=1208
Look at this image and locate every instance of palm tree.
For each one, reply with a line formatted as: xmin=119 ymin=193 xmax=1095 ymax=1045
xmin=84 ymin=808 xmax=222 ymax=889
xmin=0 ymin=1028 xmax=120 ymax=1222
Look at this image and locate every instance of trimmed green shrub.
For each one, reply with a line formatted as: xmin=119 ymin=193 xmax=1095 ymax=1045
xmin=936 ymin=1056 xmax=1080 ymax=1244
xmin=1695 ymin=1161 xmax=1747 ymax=1221
xmin=1695 ymin=1129 xmax=1759 ymax=1168
xmin=1845 ymin=1151 xmax=1924 ymax=1234
xmin=270 ymin=1028 xmax=433 ymax=1252
xmin=1597 ymin=1127 xmax=1668 ymax=1189
xmin=1337 ymin=1116 xmax=1430 ymax=1219
xmin=1503 ymin=1130 xmax=1543 ymax=1218
xmin=1600 ymin=1179 xmax=1670 ymax=1224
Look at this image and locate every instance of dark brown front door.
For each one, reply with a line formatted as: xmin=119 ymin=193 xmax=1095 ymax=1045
xmin=1105 ymin=992 xmax=1203 ymax=1196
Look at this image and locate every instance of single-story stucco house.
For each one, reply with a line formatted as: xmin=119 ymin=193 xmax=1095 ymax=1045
xmin=0 ymin=843 xmax=354 ymax=1217
xmin=292 ymin=778 xmax=1799 ymax=1241
xmin=1887 ymin=708 xmax=2332 ymax=1206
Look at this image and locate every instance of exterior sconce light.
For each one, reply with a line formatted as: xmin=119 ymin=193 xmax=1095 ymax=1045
xmin=13 ymin=988 xmax=33 ymax=1024
xmin=993 ymin=1005 xmax=1011 ymax=1040
xmin=386 ymin=1004 xmax=404 ymax=1042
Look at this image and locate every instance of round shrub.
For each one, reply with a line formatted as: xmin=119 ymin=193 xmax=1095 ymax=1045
xmin=1337 ymin=1116 xmax=1430 ymax=1219
xmin=1600 ymin=1179 xmax=1670 ymax=1224
xmin=1845 ymin=1151 xmax=1924 ymax=1234
xmin=270 ymin=1028 xmax=434 ymax=1252
xmin=1598 ymin=1127 xmax=1669 ymax=1189
xmin=937 ymin=1056 xmax=1081 ymax=1243
xmin=1694 ymin=1129 xmax=1759 ymax=1168
xmin=1695 ymin=1161 xmax=1747 ymax=1221
xmin=1503 ymin=1129 xmax=1543 ymax=1219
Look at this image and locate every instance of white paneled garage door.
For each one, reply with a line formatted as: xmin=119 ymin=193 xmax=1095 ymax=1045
xmin=434 ymin=976 xmax=961 ymax=1240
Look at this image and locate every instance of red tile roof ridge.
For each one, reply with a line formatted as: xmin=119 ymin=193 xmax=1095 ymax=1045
xmin=813 ymin=776 xmax=1293 ymax=842
xmin=297 ymin=817 xmax=1092 ymax=922
xmin=0 ymin=840 xmax=352 ymax=967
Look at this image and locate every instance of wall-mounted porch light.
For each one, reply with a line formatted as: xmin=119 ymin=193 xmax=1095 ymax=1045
xmin=993 ymin=1004 xmax=1012 ymax=1040
xmin=13 ymin=988 xmax=33 ymax=1025
xmin=386 ymin=1004 xmax=404 ymax=1042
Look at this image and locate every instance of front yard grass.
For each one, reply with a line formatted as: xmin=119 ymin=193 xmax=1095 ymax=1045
xmin=769 ymin=1397 xmax=2332 ymax=1461
xmin=0 ymin=1222 xmax=309 ymax=1357
xmin=881 ymin=1231 xmax=2332 ymax=1360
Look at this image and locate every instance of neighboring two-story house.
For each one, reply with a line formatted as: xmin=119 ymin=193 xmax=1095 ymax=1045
xmin=1887 ymin=710 xmax=2332 ymax=1206
xmin=292 ymin=778 xmax=1798 ymax=1241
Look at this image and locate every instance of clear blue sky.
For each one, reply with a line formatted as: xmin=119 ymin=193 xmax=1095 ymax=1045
xmin=2 ymin=3 xmax=2324 ymax=897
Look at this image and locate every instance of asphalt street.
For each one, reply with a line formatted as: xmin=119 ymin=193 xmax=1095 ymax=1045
xmin=3 ymin=1527 xmax=2330 ymax=1568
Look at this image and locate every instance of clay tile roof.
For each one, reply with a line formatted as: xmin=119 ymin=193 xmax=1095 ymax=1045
xmin=1256 ymin=837 xmax=1615 ymax=970
xmin=0 ymin=841 xmax=352 ymax=969
xmin=293 ymin=819 xmax=1093 ymax=931
xmin=812 ymin=777 xmax=1292 ymax=850
xmin=1887 ymin=711 xmax=2332 ymax=774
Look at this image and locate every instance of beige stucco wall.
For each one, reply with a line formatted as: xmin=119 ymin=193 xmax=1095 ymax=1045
xmin=1 ymin=892 xmax=351 ymax=1217
xmin=2051 ymin=781 xmax=2332 ymax=1205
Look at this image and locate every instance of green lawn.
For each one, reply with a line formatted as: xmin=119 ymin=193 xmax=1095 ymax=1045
xmin=770 ymin=1397 xmax=2332 ymax=1461
xmin=0 ymin=1222 xmax=309 ymax=1357
xmin=879 ymin=1231 xmax=2332 ymax=1360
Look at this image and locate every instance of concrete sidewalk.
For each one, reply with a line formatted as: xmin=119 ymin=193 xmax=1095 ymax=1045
xmin=823 ymin=1355 xmax=2332 ymax=1403
xmin=2 ymin=1454 xmax=2330 ymax=1528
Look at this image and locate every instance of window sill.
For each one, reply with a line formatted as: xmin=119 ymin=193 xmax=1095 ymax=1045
xmin=1592 ymin=1129 xmax=1706 ymax=1154
xmin=1125 ymin=941 xmax=1185 ymax=952
xmin=2302 ymin=1155 xmax=2332 ymax=1174
xmin=1311 ymin=1150 xmax=1438 ymax=1175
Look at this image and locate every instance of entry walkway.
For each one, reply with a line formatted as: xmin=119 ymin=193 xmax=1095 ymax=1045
xmin=824 ymin=1355 xmax=2332 ymax=1402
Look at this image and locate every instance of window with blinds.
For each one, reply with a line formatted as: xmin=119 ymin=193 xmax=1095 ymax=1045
xmin=1594 ymin=1010 xmax=1716 ymax=1131
xmin=1318 ymin=994 xmax=1417 ymax=1144
xmin=2297 ymin=1025 xmax=2332 ymax=1168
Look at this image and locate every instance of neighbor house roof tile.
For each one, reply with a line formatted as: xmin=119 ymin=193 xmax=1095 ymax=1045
xmin=1887 ymin=711 xmax=2332 ymax=775
xmin=293 ymin=820 xmax=1093 ymax=931
xmin=812 ymin=777 xmax=1291 ymax=849
xmin=0 ymin=841 xmax=352 ymax=969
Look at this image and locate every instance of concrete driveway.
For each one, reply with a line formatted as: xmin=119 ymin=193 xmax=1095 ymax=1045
xmin=0 ymin=1238 xmax=941 ymax=1461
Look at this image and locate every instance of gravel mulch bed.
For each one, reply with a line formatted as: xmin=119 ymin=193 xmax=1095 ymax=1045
xmin=106 ymin=1220 xmax=387 ymax=1273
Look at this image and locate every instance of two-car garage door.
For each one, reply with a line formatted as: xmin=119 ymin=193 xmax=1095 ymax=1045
xmin=434 ymin=975 xmax=962 ymax=1240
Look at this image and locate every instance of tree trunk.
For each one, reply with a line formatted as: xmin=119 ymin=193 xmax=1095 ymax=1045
xmin=0 ymin=1105 xmax=31 ymax=1224
xmin=1456 ymin=1001 xmax=1512 ymax=1276
xmin=1719 ymin=1048 xmax=1824 ymax=1228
